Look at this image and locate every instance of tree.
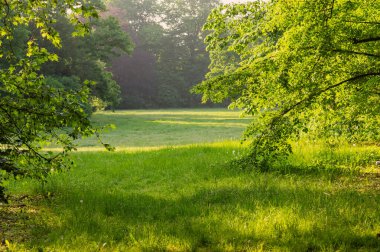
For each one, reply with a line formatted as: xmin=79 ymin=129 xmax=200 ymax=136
xmin=40 ymin=14 xmax=134 ymax=110
xmin=109 ymin=0 xmax=220 ymax=108
xmin=194 ymin=0 xmax=380 ymax=167
xmin=0 ymin=0 xmax=106 ymax=202
xmin=155 ymin=0 xmax=220 ymax=107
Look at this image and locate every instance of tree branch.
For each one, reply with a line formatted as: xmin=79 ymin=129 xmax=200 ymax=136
xmin=281 ymin=72 xmax=380 ymax=117
xmin=343 ymin=20 xmax=380 ymax=25
xmin=331 ymin=49 xmax=380 ymax=58
xmin=299 ymin=47 xmax=380 ymax=58
xmin=325 ymin=0 xmax=335 ymax=26
xmin=264 ymin=72 xmax=380 ymax=136
xmin=353 ymin=37 xmax=380 ymax=44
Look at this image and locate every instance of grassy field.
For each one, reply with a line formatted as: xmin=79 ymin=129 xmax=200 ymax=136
xmin=76 ymin=109 xmax=251 ymax=149
xmin=2 ymin=109 xmax=380 ymax=251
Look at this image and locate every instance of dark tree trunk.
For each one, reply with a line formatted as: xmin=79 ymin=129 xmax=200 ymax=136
xmin=0 ymin=185 xmax=8 ymax=203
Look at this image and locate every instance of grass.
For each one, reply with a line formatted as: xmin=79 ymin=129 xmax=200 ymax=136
xmin=78 ymin=109 xmax=251 ymax=149
xmin=2 ymin=109 xmax=380 ymax=251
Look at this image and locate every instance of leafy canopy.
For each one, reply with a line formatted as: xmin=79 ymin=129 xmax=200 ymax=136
xmin=195 ymin=0 xmax=380 ymax=166
xmin=0 ymin=0 xmax=107 ymax=201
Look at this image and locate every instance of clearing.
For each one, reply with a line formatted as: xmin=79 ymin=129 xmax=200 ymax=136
xmin=2 ymin=109 xmax=380 ymax=251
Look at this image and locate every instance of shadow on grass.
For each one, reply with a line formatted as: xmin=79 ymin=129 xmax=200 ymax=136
xmin=27 ymin=171 xmax=380 ymax=251
xmin=0 ymin=195 xmax=43 ymax=247
xmin=229 ymin=155 xmax=363 ymax=179
xmin=6 ymin=145 xmax=379 ymax=250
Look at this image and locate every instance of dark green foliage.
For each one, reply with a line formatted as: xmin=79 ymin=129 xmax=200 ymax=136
xmin=40 ymin=15 xmax=133 ymax=110
xmin=45 ymin=76 xmax=82 ymax=90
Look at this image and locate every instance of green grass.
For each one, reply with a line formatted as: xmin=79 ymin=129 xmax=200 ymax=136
xmin=3 ymin=109 xmax=380 ymax=251
xmin=78 ymin=109 xmax=251 ymax=149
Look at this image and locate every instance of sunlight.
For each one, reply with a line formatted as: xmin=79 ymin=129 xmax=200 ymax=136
xmin=151 ymin=120 xmax=248 ymax=128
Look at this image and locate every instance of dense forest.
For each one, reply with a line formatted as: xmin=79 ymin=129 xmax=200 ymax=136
xmin=108 ymin=0 xmax=221 ymax=108
xmin=34 ymin=0 xmax=225 ymax=109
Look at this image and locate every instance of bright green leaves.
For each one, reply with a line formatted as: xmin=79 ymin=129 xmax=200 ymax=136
xmin=196 ymin=0 xmax=380 ymax=167
xmin=0 ymin=0 xmax=104 ymax=200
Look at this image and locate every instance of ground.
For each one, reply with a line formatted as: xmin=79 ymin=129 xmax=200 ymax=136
xmin=2 ymin=109 xmax=380 ymax=251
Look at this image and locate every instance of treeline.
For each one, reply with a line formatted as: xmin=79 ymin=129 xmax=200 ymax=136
xmin=7 ymin=0 xmax=225 ymax=110
xmin=108 ymin=0 xmax=222 ymax=108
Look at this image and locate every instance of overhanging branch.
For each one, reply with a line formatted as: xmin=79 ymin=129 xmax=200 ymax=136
xmin=353 ymin=37 xmax=380 ymax=44
xmin=266 ymin=72 xmax=380 ymax=133
xmin=343 ymin=20 xmax=380 ymax=25
xmin=332 ymin=49 xmax=380 ymax=58
xmin=281 ymin=72 xmax=380 ymax=117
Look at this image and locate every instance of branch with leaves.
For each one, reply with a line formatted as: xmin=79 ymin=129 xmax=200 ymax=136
xmin=0 ymin=0 xmax=114 ymax=202
xmin=195 ymin=0 xmax=380 ymax=166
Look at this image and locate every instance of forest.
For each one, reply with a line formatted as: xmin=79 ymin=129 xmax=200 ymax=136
xmin=0 ymin=0 xmax=379 ymax=251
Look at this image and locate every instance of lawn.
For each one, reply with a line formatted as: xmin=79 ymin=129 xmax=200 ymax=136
xmin=2 ymin=109 xmax=380 ymax=251
xmin=76 ymin=109 xmax=251 ymax=149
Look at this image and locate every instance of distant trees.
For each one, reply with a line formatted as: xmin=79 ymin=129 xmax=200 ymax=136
xmin=108 ymin=0 xmax=220 ymax=108
xmin=40 ymin=11 xmax=133 ymax=110
xmin=195 ymin=0 xmax=380 ymax=166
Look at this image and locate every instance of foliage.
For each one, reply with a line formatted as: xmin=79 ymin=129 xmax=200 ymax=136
xmin=0 ymin=0 xmax=110 ymax=202
xmin=41 ymin=15 xmax=133 ymax=110
xmin=109 ymin=0 xmax=220 ymax=108
xmin=194 ymin=0 xmax=380 ymax=166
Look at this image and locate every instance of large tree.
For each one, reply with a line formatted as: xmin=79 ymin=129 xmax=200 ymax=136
xmin=0 ymin=0 xmax=109 ymax=202
xmin=195 ymin=0 xmax=380 ymax=167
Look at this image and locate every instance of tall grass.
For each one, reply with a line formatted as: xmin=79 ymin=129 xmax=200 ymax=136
xmin=4 ymin=109 xmax=380 ymax=251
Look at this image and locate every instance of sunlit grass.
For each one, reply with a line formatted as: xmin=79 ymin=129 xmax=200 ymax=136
xmin=47 ymin=141 xmax=245 ymax=153
xmin=151 ymin=120 xmax=248 ymax=128
xmin=4 ymin=109 xmax=380 ymax=251
xmin=290 ymin=140 xmax=380 ymax=173
xmin=80 ymin=108 xmax=251 ymax=148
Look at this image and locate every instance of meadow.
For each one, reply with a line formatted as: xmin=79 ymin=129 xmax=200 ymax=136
xmin=3 ymin=109 xmax=380 ymax=251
